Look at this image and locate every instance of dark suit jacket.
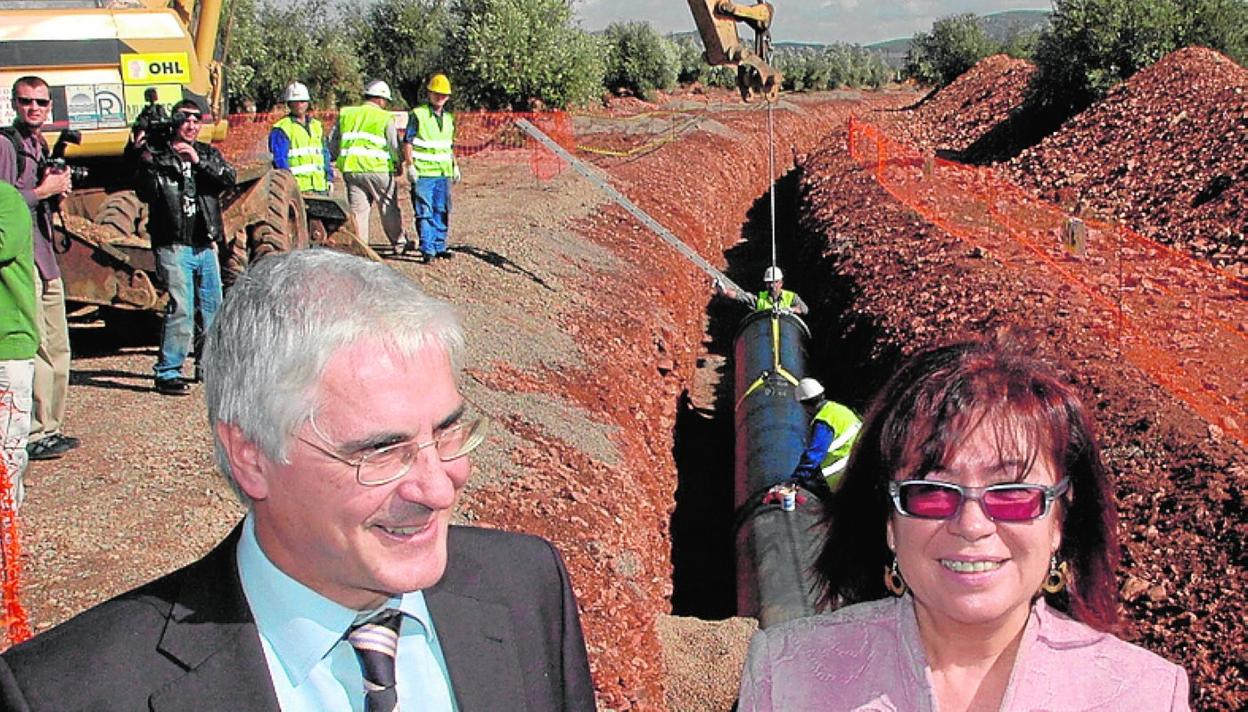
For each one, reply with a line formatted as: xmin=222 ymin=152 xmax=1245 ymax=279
xmin=0 ymin=525 xmax=595 ymax=711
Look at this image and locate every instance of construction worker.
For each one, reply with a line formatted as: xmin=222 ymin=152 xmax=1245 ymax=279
xmin=330 ymin=79 xmax=404 ymax=251
xmin=269 ymin=81 xmax=332 ymax=194
xmin=715 ymin=266 xmax=809 ymax=314
xmin=402 ymin=73 xmax=459 ymax=264
xmin=792 ymin=377 xmax=861 ymax=495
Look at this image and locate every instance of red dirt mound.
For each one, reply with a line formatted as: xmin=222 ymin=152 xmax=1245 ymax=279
xmin=1009 ymin=47 xmax=1248 ymax=277
xmin=882 ymin=53 xmax=1036 ymax=154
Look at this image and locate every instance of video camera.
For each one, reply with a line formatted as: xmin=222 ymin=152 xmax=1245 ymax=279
xmin=140 ymin=118 xmax=177 ymax=152
xmin=41 ymin=129 xmax=88 ymax=183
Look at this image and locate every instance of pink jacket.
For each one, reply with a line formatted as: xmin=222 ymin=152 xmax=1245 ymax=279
xmin=738 ymin=595 xmax=1189 ymax=711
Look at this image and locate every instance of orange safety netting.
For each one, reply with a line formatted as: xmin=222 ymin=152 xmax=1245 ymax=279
xmin=0 ymin=389 xmax=31 ymax=651
xmin=219 ymin=109 xmax=572 ymax=180
xmin=848 ymin=118 xmax=1248 ymax=448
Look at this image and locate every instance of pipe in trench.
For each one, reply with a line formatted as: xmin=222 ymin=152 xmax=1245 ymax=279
xmin=731 ymin=309 xmax=825 ymax=628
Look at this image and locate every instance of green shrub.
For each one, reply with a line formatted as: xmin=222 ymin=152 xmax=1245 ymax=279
xmin=445 ymin=0 xmax=605 ymax=109
xmin=904 ymin=13 xmax=1000 ymax=87
xmin=1032 ymin=0 xmax=1248 ymax=113
xmin=603 ymin=22 xmax=679 ymax=99
xmin=774 ymin=45 xmax=892 ymax=91
xmin=674 ymin=36 xmax=737 ymax=88
xmin=351 ymin=0 xmax=450 ymax=107
xmin=224 ymin=0 xmax=364 ymax=110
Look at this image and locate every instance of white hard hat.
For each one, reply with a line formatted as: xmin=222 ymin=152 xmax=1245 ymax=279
xmin=283 ymin=82 xmax=310 ymax=102
xmin=363 ymin=80 xmax=392 ymax=100
xmin=795 ymin=378 xmax=825 ymax=403
xmin=763 ymin=266 xmax=784 ymax=283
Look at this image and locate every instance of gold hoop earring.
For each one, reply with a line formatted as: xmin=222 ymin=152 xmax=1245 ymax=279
xmin=1041 ymin=556 xmax=1068 ymax=594
xmin=883 ymin=557 xmax=907 ymax=597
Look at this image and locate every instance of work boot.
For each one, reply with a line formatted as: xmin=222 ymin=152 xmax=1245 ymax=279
xmin=421 ymin=253 xmax=433 ymax=265
xmin=155 ymin=377 xmax=192 ymax=396
xmin=437 ymin=250 xmax=454 ymax=260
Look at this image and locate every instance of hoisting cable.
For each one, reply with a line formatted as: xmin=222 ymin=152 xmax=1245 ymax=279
xmin=767 ymin=98 xmax=777 ymax=272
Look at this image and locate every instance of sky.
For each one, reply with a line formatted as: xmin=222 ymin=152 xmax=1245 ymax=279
xmin=572 ymin=1 xmax=1051 ymax=46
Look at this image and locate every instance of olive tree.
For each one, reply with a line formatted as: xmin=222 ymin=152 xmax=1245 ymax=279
xmin=223 ymin=0 xmax=363 ymax=110
xmin=674 ymin=35 xmax=737 ymax=88
xmin=445 ymin=0 xmax=605 ymax=109
xmin=351 ymin=0 xmax=451 ymax=107
xmin=602 ymin=22 xmax=679 ymax=99
xmin=904 ymin=13 xmax=1000 ymax=87
xmin=1032 ymin=0 xmax=1248 ymax=113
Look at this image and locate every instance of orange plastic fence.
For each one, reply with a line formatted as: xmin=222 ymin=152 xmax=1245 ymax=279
xmin=848 ymin=118 xmax=1248 ymax=448
xmin=0 ymin=389 xmax=31 ymax=650
xmin=220 ymin=109 xmax=573 ymax=180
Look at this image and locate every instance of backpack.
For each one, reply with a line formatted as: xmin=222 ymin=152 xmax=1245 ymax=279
xmin=0 ymin=125 xmax=47 ymax=180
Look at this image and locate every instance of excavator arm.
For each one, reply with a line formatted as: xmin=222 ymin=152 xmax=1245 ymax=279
xmin=686 ymin=0 xmax=782 ymax=102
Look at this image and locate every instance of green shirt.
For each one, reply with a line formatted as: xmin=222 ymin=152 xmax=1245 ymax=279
xmin=0 ymin=181 xmax=36 ymax=360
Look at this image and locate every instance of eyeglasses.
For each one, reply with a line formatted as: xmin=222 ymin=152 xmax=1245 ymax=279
xmin=888 ymin=477 xmax=1070 ymax=522
xmin=298 ymin=411 xmax=489 ymax=487
xmin=16 ymin=96 xmax=51 ymax=107
xmin=175 ymin=111 xmax=201 ymax=123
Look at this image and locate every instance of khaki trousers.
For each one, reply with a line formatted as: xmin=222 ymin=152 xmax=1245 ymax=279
xmin=31 ymin=276 xmax=70 ymax=441
xmin=344 ymin=171 xmax=403 ymax=247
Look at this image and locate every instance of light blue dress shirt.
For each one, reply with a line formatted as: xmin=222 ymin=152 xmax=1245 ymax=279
xmin=236 ymin=514 xmax=458 ymax=711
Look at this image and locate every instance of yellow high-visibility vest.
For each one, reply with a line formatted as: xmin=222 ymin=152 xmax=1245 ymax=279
xmin=813 ymin=401 xmax=862 ymax=486
xmin=273 ymin=115 xmax=328 ymax=192
xmin=408 ymin=104 xmax=456 ymax=178
xmin=336 ymin=103 xmax=394 ymax=174
xmin=756 ymin=289 xmax=796 ymax=311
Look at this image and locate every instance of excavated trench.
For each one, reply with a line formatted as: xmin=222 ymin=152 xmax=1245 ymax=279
xmin=669 ymin=172 xmax=808 ymax=620
xmin=668 ymin=163 xmax=903 ymax=619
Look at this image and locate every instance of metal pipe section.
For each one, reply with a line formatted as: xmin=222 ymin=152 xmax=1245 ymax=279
xmin=732 ymin=310 xmax=824 ymax=628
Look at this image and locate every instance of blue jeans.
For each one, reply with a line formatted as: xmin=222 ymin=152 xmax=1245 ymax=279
xmin=154 ymin=244 xmax=222 ymax=382
xmin=411 ymin=176 xmax=451 ymax=255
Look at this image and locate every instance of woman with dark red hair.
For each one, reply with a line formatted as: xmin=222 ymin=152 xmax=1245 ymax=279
xmin=738 ymin=335 xmax=1189 ymax=711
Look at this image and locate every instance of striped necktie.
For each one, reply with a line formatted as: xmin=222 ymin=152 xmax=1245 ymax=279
xmin=348 ymin=608 xmax=403 ymax=712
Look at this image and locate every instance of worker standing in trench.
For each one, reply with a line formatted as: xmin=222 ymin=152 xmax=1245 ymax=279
xmin=714 ymin=266 xmax=809 ymax=315
xmin=791 ymin=377 xmax=861 ymax=498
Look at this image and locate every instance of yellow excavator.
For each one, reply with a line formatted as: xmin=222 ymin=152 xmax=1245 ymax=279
xmin=686 ymin=0 xmax=782 ymax=101
xmin=0 ymin=0 xmax=369 ymax=316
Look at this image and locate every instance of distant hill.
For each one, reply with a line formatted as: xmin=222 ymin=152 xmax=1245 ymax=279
xmin=868 ymin=9 xmax=1051 ymax=68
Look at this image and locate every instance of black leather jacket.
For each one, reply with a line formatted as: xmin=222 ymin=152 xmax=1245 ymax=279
xmin=136 ymin=141 xmax=235 ymax=248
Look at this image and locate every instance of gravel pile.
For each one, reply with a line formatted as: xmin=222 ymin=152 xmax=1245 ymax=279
xmin=1008 ymin=47 xmax=1248 ymax=277
xmin=888 ymin=53 xmax=1036 ymax=154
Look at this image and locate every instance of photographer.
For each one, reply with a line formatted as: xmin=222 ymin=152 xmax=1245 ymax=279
xmin=136 ymin=99 xmax=235 ymax=396
xmin=0 ymin=75 xmax=79 ymax=462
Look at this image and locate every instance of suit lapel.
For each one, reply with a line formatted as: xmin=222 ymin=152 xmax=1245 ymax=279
xmin=426 ymin=533 xmax=526 ymax=712
xmin=149 ymin=526 xmax=282 ymax=712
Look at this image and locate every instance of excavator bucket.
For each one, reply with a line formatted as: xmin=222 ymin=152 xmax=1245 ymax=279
xmin=686 ymin=0 xmax=783 ymax=101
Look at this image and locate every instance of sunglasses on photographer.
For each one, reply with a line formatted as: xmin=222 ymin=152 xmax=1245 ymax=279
xmin=888 ymin=477 xmax=1070 ymax=522
xmin=16 ymin=96 xmax=51 ymax=107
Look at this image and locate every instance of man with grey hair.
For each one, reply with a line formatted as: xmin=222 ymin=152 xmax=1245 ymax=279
xmin=0 ymin=249 xmax=595 ymax=711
